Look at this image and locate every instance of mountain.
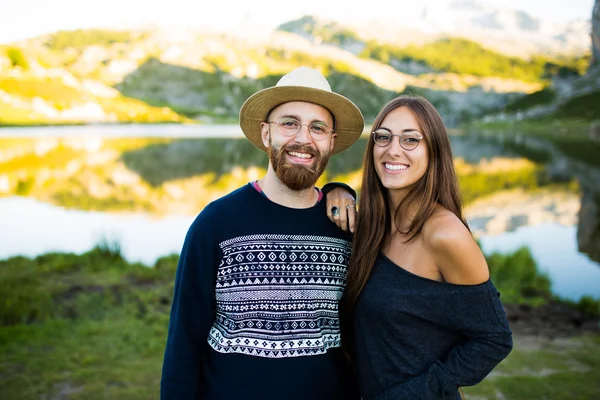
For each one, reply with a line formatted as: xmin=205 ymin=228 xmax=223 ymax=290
xmin=280 ymin=1 xmax=590 ymax=58
xmin=0 ymin=1 xmax=593 ymax=127
xmin=411 ymin=0 xmax=589 ymax=56
xmin=478 ymin=0 xmax=600 ymax=124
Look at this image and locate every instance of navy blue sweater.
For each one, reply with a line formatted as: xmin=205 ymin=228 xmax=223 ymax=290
xmin=160 ymin=184 xmax=358 ymax=400
xmin=354 ymin=253 xmax=513 ymax=400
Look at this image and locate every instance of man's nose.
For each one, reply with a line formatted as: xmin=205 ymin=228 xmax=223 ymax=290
xmin=293 ymin=124 xmax=312 ymax=143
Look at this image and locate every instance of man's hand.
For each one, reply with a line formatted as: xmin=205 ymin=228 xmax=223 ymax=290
xmin=325 ymin=187 xmax=357 ymax=233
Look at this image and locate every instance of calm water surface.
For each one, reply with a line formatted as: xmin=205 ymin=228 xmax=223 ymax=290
xmin=1 ymin=124 xmax=599 ymax=301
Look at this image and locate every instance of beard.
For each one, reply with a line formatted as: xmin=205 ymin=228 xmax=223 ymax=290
xmin=268 ymin=140 xmax=331 ymax=191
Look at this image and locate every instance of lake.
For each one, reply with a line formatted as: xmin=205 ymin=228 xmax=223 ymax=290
xmin=0 ymin=124 xmax=599 ymax=301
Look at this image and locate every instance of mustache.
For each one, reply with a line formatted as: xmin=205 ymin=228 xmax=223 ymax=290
xmin=282 ymin=143 xmax=319 ymax=157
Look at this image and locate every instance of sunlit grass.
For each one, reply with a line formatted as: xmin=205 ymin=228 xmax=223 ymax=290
xmin=0 ymin=76 xmax=190 ymax=125
xmin=0 ymin=102 xmax=49 ymax=125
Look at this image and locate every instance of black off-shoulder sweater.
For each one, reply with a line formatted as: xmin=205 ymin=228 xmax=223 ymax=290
xmin=353 ymin=253 xmax=513 ymax=400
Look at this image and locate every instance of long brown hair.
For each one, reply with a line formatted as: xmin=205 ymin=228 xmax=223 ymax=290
xmin=342 ymin=95 xmax=469 ymax=344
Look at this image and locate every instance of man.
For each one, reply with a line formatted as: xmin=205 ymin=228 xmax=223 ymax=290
xmin=160 ymin=67 xmax=364 ymax=400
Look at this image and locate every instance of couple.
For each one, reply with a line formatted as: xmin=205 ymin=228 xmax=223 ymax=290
xmin=160 ymin=67 xmax=513 ymax=400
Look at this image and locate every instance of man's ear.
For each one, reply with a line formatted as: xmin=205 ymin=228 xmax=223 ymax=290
xmin=260 ymin=122 xmax=270 ymax=148
xmin=329 ymin=133 xmax=337 ymax=153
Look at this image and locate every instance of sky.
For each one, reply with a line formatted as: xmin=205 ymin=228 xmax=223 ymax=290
xmin=0 ymin=0 xmax=595 ymax=44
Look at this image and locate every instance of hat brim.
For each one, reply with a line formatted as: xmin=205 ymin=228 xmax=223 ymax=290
xmin=239 ymin=86 xmax=364 ymax=155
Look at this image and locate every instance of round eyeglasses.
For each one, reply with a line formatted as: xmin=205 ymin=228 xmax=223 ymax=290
xmin=268 ymin=118 xmax=334 ymax=141
xmin=372 ymin=129 xmax=424 ymax=151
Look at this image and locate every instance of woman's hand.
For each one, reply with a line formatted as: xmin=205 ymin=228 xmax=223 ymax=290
xmin=325 ymin=187 xmax=357 ymax=233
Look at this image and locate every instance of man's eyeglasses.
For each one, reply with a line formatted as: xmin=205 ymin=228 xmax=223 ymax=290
xmin=372 ymin=129 xmax=424 ymax=151
xmin=268 ymin=118 xmax=334 ymax=141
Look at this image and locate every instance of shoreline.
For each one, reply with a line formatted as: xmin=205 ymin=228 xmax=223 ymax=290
xmin=505 ymin=301 xmax=600 ymax=338
xmin=1 ymin=247 xmax=598 ymax=338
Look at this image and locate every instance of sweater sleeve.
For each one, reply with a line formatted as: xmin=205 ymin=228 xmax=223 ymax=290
xmin=321 ymin=182 xmax=357 ymax=200
xmin=375 ymin=282 xmax=513 ymax=400
xmin=160 ymin=209 xmax=220 ymax=400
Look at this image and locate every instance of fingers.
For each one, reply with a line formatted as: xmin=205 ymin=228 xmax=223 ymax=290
xmin=347 ymin=205 xmax=357 ymax=233
xmin=326 ymin=195 xmax=336 ymax=221
xmin=339 ymin=206 xmax=349 ymax=232
xmin=323 ymin=187 xmax=357 ymax=232
xmin=336 ymin=203 xmax=357 ymax=233
xmin=328 ymin=205 xmax=342 ymax=227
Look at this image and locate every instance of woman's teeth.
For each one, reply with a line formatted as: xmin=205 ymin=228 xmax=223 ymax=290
xmin=385 ymin=163 xmax=408 ymax=171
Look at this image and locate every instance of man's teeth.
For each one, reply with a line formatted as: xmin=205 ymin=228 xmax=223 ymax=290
xmin=385 ymin=163 xmax=408 ymax=171
xmin=288 ymin=151 xmax=313 ymax=159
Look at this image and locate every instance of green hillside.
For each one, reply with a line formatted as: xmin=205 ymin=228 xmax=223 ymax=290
xmin=505 ymin=87 xmax=558 ymax=112
xmin=0 ymin=24 xmax=586 ymax=127
xmin=44 ymin=29 xmax=147 ymax=51
xmin=360 ymin=38 xmax=590 ymax=82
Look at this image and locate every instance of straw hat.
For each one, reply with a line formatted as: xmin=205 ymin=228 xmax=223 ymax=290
xmin=239 ymin=67 xmax=364 ymax=155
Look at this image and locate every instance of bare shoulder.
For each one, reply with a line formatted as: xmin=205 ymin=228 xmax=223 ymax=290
xmin=422 ymin=207 xmax=470 ymax=244
xmin=422 ymin=207 xmax=490 ymax=285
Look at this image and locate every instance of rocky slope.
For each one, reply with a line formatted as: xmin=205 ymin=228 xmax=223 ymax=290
xmin=0 ymin=26 xmax=544 ymax=126
xmin=0 ymin=1 xmax=593 ymax=127
xmin=593 ymin=0 xmax=600 ymax=65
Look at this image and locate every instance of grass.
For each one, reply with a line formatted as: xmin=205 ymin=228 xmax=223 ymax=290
xmin=0 ymin=247 xmax=176 ymax=399
xmin=0 ymin=317 xmax=168 ymax=400
xmin=0 ymin=244 xmax=598 ymax=399
xmin=463 ymin=334 xmax=600 ymax=400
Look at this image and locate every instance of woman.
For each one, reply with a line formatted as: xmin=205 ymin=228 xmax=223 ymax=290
xmin=327 ymin=95 xmax=513 ymax=399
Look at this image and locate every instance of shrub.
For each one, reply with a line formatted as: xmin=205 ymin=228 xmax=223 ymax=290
xmin=6 ymin=47 xmax=29 ymax=69
xmin=486 ymin=246 xmax=552 ymax=304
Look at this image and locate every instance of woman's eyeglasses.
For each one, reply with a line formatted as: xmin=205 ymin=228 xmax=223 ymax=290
xmin=372 ymin=129 xmax=424 ymax=151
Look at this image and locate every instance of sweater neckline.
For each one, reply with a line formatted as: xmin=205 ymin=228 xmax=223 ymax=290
xmin=378 ymin=252 xmax=491 ymax=289
xmin=250 ymin=181 xmax=323 ymax=207
xmin=245 ymin=182 xmax=324 ymax=212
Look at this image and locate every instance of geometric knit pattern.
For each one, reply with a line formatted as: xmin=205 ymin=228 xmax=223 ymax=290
xmin=208 ymin=234 xmax=352 ymax=358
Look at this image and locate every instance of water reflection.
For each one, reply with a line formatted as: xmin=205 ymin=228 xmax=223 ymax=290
xmin=0 ymin=196 xmax=189 ymax=265
xmin=464 ymin=128 xmax=600 ymax=264
xmin=119 ymin=137 xmax=368 ymax=186
xmin=480 ymin=223 xmax=600 ymax=301
xmin=0 ymin=125 xmax=599 ymax=299
xmin=0 ymin=196 xmax=597 ymax=301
